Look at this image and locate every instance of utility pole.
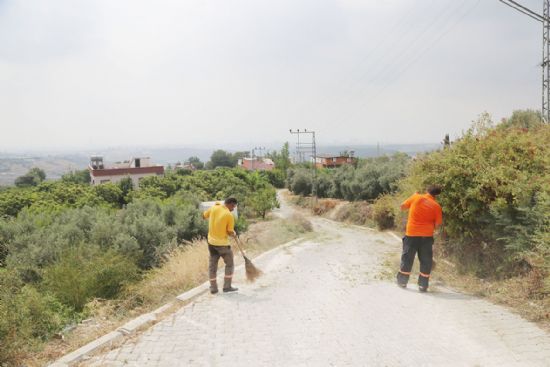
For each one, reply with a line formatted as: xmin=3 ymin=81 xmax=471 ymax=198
xmin=289 ymin=129 xmax=317 ymax=200
xmin=250 ymin=146 xmax=265 ymax=171
xmin=499 ymin=0 xmax=550 ymax=123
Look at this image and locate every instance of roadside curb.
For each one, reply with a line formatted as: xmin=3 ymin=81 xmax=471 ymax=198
xmin=49 ymin=237 xmax=305 ymax=366
xmin=388 ymin=231 xmax=402 ymax=242
xmin=175 ymin=237 xmax=304 ymax=303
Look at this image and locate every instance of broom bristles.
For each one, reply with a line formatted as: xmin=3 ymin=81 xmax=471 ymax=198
xmin=244 ymin=257 xmax=262 ymax=282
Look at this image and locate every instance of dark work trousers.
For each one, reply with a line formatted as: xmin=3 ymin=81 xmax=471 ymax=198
xmin=396 ymin=236 xmax=433 ymax=288
xmin=208 ymin=244 xmax=234 ymax=289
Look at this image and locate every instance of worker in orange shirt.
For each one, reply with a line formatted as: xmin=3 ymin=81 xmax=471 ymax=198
xmin=397 ymin=185 xmax=443 ymax=292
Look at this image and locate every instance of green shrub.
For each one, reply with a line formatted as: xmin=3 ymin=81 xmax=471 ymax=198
xmin=287 ymin=153 xmax=409 ymax=201
xmin=289 ymin=170 xmax=312 ymax=196
xmin=42 ymin=246 xmax=139 ymax=311
xmin=260 ymin=169 xmax=285 ymax=188
xmin=249 ymin=187 xmax=278 ymax=218
xmin=0 ymin=269 xmax=71 ymax=366
xmin=372 ymin=196 xmax=396 ymax=230
xmin=400 ymin=111 xmax=550 ymax=277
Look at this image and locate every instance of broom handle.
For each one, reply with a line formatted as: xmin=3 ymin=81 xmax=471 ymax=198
xmin=233 ymin=235 xmax=246 ymax=258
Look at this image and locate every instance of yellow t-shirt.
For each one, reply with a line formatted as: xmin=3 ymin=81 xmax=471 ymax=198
xmin=203 ymin=203 xmax=235 ymax=246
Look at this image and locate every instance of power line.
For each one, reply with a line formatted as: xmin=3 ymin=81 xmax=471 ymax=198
xmin=499 ymin=0 xmax=544 ymax=22
xmin=311 ymin=0 xmax=433 ymax=110
xmin=331 ymin=0 xmax=481 ymax=127
xmin=366 ymin=0 xmax=482 ymax=105
xmin=321 ymin=0 xmax=463 ymax=120
xmin=289 ymin=129 xmax=317 ymax=198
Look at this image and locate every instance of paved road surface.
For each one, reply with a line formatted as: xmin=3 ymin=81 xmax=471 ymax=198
xmin=84 ymin=197 xmax=550 ymax=367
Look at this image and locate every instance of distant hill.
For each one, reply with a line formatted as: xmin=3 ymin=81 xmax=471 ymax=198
xmin=0 ymin=154 xmax=89 ymax=186
xmin=316 ymin=144 xmax=440 ymax=157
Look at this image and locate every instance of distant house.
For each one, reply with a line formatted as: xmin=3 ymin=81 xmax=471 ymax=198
xmin=238 ymin=157 xmax=275 ymax=171
xmin=89 ymin=156 xmax=164 ymax=186
xmin=174 ymin=162 xmax=197 ymax=171
xmin=315 ymin=154 xmax=357 ymax=169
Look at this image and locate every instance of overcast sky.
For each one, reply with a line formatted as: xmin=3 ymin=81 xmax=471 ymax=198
xmin=0 ymin=0 xmax=542 ymax=151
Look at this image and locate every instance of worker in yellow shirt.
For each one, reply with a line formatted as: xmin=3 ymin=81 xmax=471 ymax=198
xmin=202 ymin=198 xmax=238 ymax=294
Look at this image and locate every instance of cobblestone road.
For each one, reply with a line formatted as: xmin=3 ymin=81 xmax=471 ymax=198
xmin=84 ymin=213 xmax=550 ymax=366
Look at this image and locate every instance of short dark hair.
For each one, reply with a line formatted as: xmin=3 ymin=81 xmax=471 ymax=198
xmin=427 ymin=185 xmax=442 ymax=196
xmin=225 ymin=197 xmax=238 ymax=205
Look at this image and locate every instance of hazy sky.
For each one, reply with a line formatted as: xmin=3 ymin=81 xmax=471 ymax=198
xmin=0 ymin=0 xmax=542 ymax=151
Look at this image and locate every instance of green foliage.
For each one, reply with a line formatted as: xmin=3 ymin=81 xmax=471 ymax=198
xmin=287 ymin=153 xmax=410 ymax=201
xmin=0 ymin=166 xmax=276 ymax=363
xmin=288 ymin=169 xmax=313 ymax=196
xmin=187 ymin=156 xmax=204 ymax=170
xmin=117 ymin=177 xmax=134 ymax=205
xmin=498 ymin=109 xmax=543 ymax=130
xmin=61 ymin=169 xmax=91 ymax=184
xmin=267 ymin=142 xmax=291 ymax=176
xmin=15 ymin=168 xmax=46 ymax=188
xmin=260 ymin=169 xmax=285 ymax=188
xmin=372 ymin=196 xmax=396 ymax=230
xmin=42 ymin=246 xmax=140 ymax=311
xmin=94 ymin=183 xmax=124 ymax=207
xmin=401 ymin=111 xmax=550 ymax=276
xmin=0 ymin=181 xmax=110 ymax=218
xmin=207 ymin=150 xmax=238 ymax=168
xmin=0 ymin=269 xmax=72 ymax=365
xmin=249 ymin=187 xmax=278 ymax=218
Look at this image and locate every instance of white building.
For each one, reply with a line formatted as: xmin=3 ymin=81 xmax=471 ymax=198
xmin=89 ymin=156 xmax=164 ymax=187
xmin=237 ymin=157 xmax=275 ymax=171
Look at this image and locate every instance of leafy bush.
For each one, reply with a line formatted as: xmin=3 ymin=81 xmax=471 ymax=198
xmin=400 ymin=111 xmax=550 ymax=278
xmin=249 ymin=187 xmax=278 ymax=218
xmin=0 ymin=167 xmax=278 ymax=364
xmin=372 ymin=196 xmax=396 ymax=230
xmin=61 ymin=169 xmax=91 ymax=184
xmin=0 ymin=269 xmax=71 ymax=365
xmin=288 ymin=169 xmax=313 ymax=196
xmin=287 ymin=153 xmax=409 ymax=201
xmin=260 ymin=169 xmax=285 ymax=188
xmin=42 ymin=246 xmax=140 ymax=311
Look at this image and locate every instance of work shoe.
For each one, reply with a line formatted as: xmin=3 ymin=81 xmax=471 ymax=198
xmin=397 ymin=282 xmax=407 ymax=288
xmin=209 ymin=280 xmax=218 ymax=294
xmin=419 ymin=286 xmax=428 ymax=292
xmin=223 ymin=287 xmax=238 ymax=293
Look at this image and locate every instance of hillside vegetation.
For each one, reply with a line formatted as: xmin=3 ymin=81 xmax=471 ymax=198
xmin=0 ymin=168 xmax=278 ymax=365
xmin=400 ymin=112 xmax=549 ymax=284
xmin=289 ymin=110 xmax=550 ymax=308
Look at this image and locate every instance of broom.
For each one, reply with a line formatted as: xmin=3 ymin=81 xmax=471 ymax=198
xmin=432 ymin=222 xmax=446 ymax=272
xmin=233 ymin=236 xmax=263 ymax=282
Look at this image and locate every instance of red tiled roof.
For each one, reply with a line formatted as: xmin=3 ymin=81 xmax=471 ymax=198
xmin=89 ymin=166 xmax=164 ymax=177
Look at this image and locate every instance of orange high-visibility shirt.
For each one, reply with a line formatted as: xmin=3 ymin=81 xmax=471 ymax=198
xmin=203 ymin=202 xmax=235 ymax=246
xmin=401 ymin=193 xmax=442 ymax=237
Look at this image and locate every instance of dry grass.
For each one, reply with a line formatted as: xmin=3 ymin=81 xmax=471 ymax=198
xmin=312 ymin=199 xmax=339 ymax=215
xmin=127 ymin=240 xmax=209 ymax=306
xmin=332 ymin=201 xmax=374 ymax=227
